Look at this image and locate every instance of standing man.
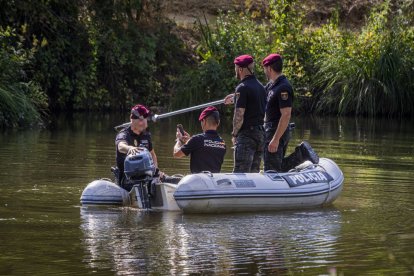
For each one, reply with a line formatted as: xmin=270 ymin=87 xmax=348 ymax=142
xmin=262 ymin=53 xmax=319 ymax=172
xmin=224 ymin=55 xmax=266 ymax=173
xmin=173 ymin=106 xmax=226 ymax=173
xmin=115 ymin=104 xmax=158 ymax=186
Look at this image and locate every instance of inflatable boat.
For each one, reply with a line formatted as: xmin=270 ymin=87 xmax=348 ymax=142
xmin=80 ymin=149 xmax=344 ymax=213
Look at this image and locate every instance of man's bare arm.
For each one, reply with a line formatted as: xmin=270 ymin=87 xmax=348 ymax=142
xmin=173 ymin=130 xmax=190 ymax=158
xmin=232 ymin=107 xmax=245 ymax=136
xmin=118 ymin=141 xmax=158 ymax=167
xmin=117 ymin=141 xmax=134 ymax=154
xmin=173 ymin=140 xmax=186 ymax=158
xmin=150 ymin=149 xmax=158 ymax=167
xmin=272 ymin=107 xmax=291 ymax=142
xmin=224 ymin=92 xmax=240 ymax=105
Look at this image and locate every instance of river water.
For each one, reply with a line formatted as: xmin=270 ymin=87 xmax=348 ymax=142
xmin=0 ymin=113 xmax=413 ymax=275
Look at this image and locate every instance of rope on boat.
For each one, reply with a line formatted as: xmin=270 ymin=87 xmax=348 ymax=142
xmin=317 ymin=163 xmax=333 ymax=204
xmin=263 ymin=170 xmax=281 ymax=176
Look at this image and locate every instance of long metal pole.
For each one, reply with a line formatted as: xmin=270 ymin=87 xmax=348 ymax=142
xmin=114 ymin=99 xmax=225 ymax=131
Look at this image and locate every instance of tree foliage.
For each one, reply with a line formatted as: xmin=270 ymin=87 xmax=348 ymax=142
xmin=175 ymin=0 xmax=414 ymax=117
xmin=0 ymin=0 xmax=186 ymax=117
xmin=0 ymin=26 xmax=47 ymax=127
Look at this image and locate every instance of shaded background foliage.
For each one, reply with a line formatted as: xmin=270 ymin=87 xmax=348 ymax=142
xmin=0 ymin=0 xmax=413 ymax=128
xmin=174 ymin=0 xmax=414 ymax=116
xmin=0 ymin=26 xmax=47 ymax=128
xmin=311 ymin=2 xmax=414 ymax=116
xmin=0 ymin=0 xmax=186 ymax=117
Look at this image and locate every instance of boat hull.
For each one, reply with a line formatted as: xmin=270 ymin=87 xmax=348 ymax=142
xmin=80 ymin=179 xmax=130 ymax=206
xmin=173 ymin=158 xmax=344 ymax=213
xmin=80 ymin=158 xmax=344 ymax=213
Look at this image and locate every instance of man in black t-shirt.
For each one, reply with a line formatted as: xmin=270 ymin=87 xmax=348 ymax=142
xmin=173 ymin=107 xmax=226 ymax=173
xmin=115 ymin=104 xmax=158 ymax=185
xmin=262 ymin=54 xmax=319 ymax=172
xmin=224 ymin=54 xmax=266 ymax=173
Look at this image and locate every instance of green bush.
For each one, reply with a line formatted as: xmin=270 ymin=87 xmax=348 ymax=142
xmin=173 ymin=12 xmax=273 ymax=108
xmin=0 ymin=0 xmax=186 ymax=113
xmin=1 ymin=0 xmax=413 ymax=119
xmin=0 ymin=27 xmax=48 ymax=128
xmin=312 ymin=2 xmax=414 ymax=116
xmin=173 ymin=0 xmax=309 ymax=109
xmin=174 ymin=0 xmax=414 ymax=117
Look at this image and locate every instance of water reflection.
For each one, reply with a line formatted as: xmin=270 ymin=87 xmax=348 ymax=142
xmin=1 ymin=113 xmax=413 ymax=275
xmin=80 ymin=207 xmax=342 ymax=275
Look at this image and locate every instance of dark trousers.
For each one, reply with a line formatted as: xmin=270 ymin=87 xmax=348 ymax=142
xmin=264 ymin=126 xmax=304 ymax=172
xmin=233 ymin=127 xmax=265 ymax=173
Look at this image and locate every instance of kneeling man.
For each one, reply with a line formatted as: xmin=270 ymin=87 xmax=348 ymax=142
xmin=173 ymin=107 xmax=226 ymax=173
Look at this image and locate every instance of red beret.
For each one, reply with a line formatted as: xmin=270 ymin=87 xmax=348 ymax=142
xmin=131 ymin=104 xmax=150 ymax=119
xmin=262 ymin=53 xmax=282 ymax=66
xmin=199 ymin=106 xmax=219 ymax=121
xmin=234 ymin=54 xmax=254 ymax=67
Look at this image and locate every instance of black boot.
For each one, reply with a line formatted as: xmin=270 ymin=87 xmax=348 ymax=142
xmin=281 ymin=146 xmax=304 ymax=172
xmin=299 ymin=141 xmax=319 ymax=164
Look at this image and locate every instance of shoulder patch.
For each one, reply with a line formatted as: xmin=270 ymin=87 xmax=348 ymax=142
xmin=236 ymin=83 xmax=245 ymax=91
xmin=281 ymin=91 xmax=289 ymax=100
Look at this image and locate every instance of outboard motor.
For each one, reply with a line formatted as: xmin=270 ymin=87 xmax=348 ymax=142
xmin=81 ymin=148 xmax=157 ymax=207
xmin=124 ymin=149 xmax=155 ymax=181
xmin=122 ymin=148 xmax=157 ymax=209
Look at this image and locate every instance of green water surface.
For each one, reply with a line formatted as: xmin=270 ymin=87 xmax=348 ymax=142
xmin=0 ymin=114 xmax=413 ymax=275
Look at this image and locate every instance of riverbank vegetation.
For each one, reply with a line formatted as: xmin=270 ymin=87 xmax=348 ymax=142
xmin=0 ymin=27 xmax=48 ymax=127
xmin=0 ymin=0 xmax=413 ymax=127
xmin=0 ymin=0 xmax=186 ymax=127
xmin=175 ymin=0 xmax=414 ymax=116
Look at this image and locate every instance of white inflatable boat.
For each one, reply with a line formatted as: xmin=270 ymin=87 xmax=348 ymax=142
xmin=80 ymin=150 xmax=344 ymax=213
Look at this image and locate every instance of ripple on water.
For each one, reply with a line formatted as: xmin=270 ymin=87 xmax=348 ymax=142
xmin=0 ymin=115 xmax=413 ymax=275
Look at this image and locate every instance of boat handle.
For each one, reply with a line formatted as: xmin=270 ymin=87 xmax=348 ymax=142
xmin=264 ymin=170 xmax=281 ymax=177
xmin=202 ymin=171 xmax=213 ymax=177
xmin=216 ymin=179 xmax=232 ymax=186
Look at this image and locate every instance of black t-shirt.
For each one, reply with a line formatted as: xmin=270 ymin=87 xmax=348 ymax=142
xmin=115 ymin=127 xmax=153 ymax=172
xmin=235 ymin=75 xmax=266 ymax=129
xmin=180 ymin=130 xmax=226 ymax=173
xmin=265 ymin=75 xmax=293 ymax=125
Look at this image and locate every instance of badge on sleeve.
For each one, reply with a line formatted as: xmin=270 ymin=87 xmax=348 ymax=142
xmin=281 ymin=91 xmax=289 ymax=100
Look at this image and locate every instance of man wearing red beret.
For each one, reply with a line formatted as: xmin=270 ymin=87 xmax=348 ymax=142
xmin=224 ymin=54 xmax=266 ymax=173
xmin=173 ymin=106 xmax=226 ymax=173
xmin=115 ymin=104 xmax=159 ymax=189
xmin=262 ymin=54 xmax=319 ymax=172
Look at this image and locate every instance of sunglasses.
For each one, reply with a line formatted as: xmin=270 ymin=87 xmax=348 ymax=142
xmin=131 ymin=112 xmax=148 ymax=120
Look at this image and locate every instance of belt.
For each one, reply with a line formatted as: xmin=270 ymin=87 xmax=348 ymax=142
xmin=242 ymin=125 xmax=264 ymax=131
xmin=264 ymin=122 xmax=296 ymax=130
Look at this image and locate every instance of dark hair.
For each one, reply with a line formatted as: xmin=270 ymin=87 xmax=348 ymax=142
xmin=269 ymin=57 xmax=283 ymax=73
xmin=205 ymin=111 xmax=220 ymax=125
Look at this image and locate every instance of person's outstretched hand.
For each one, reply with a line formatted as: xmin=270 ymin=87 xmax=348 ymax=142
xmin=176 ymin=129 xmax=190 ymax=144
xmin=224 ymin=94 xmax=235 ymax=105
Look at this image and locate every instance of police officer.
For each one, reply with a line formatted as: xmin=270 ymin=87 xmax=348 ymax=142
xmin=224 ymin=54 xmax=266 ymax=173
xmin=262 ymin=53 xmax=319 ymax=172
xmin=173 ymin=106 xmax=226 ymax=173
xmin=115 ymin=104 xmax=158 ymax=185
